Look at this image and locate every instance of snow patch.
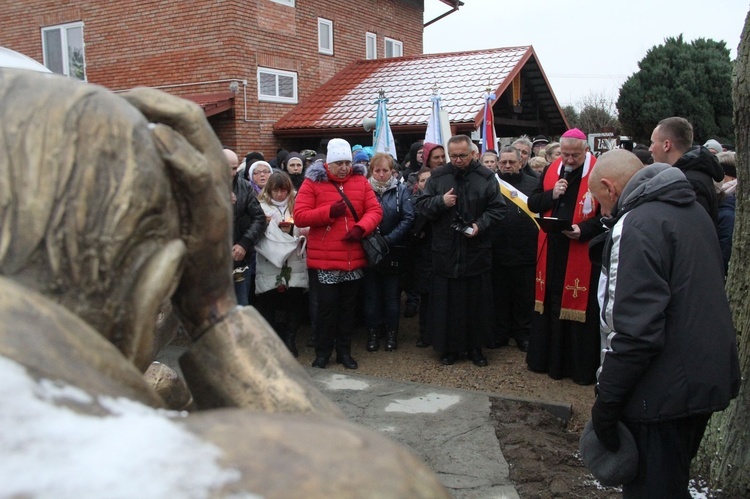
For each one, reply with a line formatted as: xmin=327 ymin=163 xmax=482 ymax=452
xmin=318 ymin=374 xmax=370 ymax=391
xmin=0 ymin=356 xmax=252 ymax=498
xmin=384 ymin=393 xmax=460 ymax=414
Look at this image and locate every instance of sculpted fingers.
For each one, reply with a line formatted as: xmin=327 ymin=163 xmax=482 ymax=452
xmin=126 ymin=92 xmax=235 ymax=337
xmin=122 ymin=88 xmax=219 ymax=156
xmin=150 ymin=124 xmax=212 ymax=193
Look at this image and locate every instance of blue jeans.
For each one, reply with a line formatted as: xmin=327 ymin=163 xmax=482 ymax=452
xmin=362 ymin=269 xmax=401 ymax=331
xmin=233 ymin=268 xmax=251 ymax=306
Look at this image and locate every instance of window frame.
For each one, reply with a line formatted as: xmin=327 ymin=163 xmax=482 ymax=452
xmin=269 ymin=0 xmax=295 ymax=5
xmin=318 ymin=18 xmax=334 ymax=55
xmin=366 ymin=32 xmax=377 ymax=60
xmin=384 ymin=37 xmax=403 ymax=58
xmin=257 ymin=67 xmax=298 ymax=104
xmin=41 ymin=21 xmax=87 ymax=81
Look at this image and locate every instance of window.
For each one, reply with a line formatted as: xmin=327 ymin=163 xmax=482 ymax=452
xmin=384 ymin=37 xmax=403 ymax=58
xmin=270 ymin=0 xmax=294 ymax=5
xmin=42 ymin=22 xmax=86 ymax=81
xmin=257 ymin=67 xmax=298 ymax=104
xmin=366 ymin=32 xmax=377 ymax=59
xmin=318 ymin=18 xmax=333 ymax=55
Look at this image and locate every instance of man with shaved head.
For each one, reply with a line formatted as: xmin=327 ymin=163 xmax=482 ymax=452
xmin=587 ymin=150 xmax=739 ymax=496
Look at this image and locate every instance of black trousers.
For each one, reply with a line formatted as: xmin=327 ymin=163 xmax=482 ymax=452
xmin=491 ymin=263 xmax=534 ymax=345
xmin=623 ymin=414 xmax=711 ymax=499
xmin=255 ymin=287 xmax=304 ymax=338
xmin=309 ymin=271 xmax=362 ymax=358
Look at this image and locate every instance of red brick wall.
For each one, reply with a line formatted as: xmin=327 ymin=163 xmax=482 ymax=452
xmin=1 ymin=0 xmax=424 ymax=159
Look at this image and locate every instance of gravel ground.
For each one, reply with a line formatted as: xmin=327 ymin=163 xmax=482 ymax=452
xmin=293 ymin=309 xmax=597 ymax=432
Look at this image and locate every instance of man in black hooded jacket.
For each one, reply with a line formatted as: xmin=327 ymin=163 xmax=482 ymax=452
xmin=225 ymin=149 xmax=267 ymax=306
xmin=649 ymin=116 xmax=724 ymax=224
xmin=587 ymin=150 xmax=740 ymax=498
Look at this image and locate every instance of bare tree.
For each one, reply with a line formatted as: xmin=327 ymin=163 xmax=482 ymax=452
xmin=564 ymin=92 xmax=620 ymax=133
xmin=693 ymin=9 xmax=750 ymax=496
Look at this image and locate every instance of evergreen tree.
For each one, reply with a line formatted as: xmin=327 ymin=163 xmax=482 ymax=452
xmin=617 ymin=35 xmax=733 ymax=144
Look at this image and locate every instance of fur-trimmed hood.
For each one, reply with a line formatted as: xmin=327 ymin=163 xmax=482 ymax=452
xmin=305 ymin=159 xmax=368 ymax=183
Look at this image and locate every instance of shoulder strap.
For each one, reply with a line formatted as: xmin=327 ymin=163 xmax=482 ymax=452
xmin=335 ymin=184 xmax=360 ymax=222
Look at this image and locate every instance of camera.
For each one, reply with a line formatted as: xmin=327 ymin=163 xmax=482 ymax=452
xmin=451 ymin=213 xmax=475 ymax=235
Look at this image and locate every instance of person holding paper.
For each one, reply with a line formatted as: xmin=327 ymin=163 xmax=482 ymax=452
xmin=526 ymin=129 xmax=604 ymax=385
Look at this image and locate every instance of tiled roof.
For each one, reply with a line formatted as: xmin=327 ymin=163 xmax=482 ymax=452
xmin=274 ymin=46 xmax=565 ymax=135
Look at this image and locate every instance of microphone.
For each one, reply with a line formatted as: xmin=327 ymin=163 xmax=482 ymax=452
xmin=562 ymin=166 xmax=573 ymax=180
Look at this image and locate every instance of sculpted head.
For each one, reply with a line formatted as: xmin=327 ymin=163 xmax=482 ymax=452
xmin=0 ymin=69 xmax=190 ymax=370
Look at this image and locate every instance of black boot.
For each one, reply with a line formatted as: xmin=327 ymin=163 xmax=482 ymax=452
xmin=366 ymin=329 xmax=380 ymax=352
xmin=335 ymin=347 xmax=358 ymax=369
xmin=284 ymin=333 xmax=299 ymax=357
xmin=468 ymin=348 xmax=488 ymax=367
xmin=306 ymin=331 xmax=317 ymax=348
xmin=311 ymin=356 xmax=329 ymax=368
xmin=385 ymin=330 xmax=398 ymax=351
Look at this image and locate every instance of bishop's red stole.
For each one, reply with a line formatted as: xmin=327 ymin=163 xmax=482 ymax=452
xmin=534 ymin=153 xmax=598 ymax=322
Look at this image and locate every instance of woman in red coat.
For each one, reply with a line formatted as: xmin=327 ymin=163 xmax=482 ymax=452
xmin=293 ymin=139 xmax=383 ymax=369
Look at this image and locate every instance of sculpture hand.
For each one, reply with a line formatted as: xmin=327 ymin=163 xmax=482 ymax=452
xmin=122 ymin=88 xmax=235 ymax=339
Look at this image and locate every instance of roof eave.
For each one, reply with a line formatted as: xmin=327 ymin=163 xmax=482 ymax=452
xmin=274 ymin=121 xmax=477 ymax=138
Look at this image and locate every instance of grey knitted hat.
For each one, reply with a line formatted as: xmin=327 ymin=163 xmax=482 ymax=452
xmin=579 ymin=419 xmax=639 ymax=486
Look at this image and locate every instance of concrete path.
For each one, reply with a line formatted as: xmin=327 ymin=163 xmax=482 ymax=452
xmin=305 ymin=368 xmax=521 ymax=499
xmin=157 ymin=345 xmax=524 ymax=497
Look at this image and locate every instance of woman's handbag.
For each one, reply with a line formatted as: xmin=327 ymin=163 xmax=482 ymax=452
xmin=377 ymin=244 xmax=405 ymax=274
xmin=360 ymin=228 xmax=389 ymax=267
xmin=335 ymin=186 xmax=389 ymax=267
xmin=255 ymin=221 xmax=299 ymax=268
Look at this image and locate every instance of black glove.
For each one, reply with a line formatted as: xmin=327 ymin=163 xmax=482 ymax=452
xmin=329 ymin=199 xmax=347 ymax=218
xmin=591 ymin=399 xmax=622 ymax=452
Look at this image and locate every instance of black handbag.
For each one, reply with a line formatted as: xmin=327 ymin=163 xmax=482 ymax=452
xmin=335 ymin=185 xmax=389 ymax=267
xmin=377 ymin=244 xmax=405 ymax=274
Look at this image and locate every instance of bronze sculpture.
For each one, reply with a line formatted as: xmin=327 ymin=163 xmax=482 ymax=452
xmin=0 ymin=69 xmax=448 ymax=498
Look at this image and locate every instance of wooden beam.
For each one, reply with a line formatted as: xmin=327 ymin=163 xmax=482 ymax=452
xmin=494 ymin=117 xmax=546 ymax=127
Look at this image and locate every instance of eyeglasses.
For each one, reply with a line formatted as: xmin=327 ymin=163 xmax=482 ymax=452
xmin=449 ymin=153 xmax=470 ymax=161
xmin=253 ymin=169 xmax=271 ymax=175
xmin=498 ymin=160 xmax=518 ymax=165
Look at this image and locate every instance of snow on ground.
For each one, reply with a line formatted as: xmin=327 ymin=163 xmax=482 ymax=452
xmin=0 ymin=356 xmax=254 ymax=498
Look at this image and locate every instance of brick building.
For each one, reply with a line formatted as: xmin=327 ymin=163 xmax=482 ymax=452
xmin=0 ymin=0 xmax=437 ymax=158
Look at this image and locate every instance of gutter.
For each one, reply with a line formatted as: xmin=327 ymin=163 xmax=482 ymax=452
xmin=424 ymin=0 xmax=464 ymax=28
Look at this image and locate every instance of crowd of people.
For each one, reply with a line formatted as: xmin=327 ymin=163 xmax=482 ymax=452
xmin=224 ymin=120 xmax=740 ymax=495
xmin=225 ymin=122 xmax=738 ymax=380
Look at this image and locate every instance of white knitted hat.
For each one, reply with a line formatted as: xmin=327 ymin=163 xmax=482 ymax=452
xmin=326 ymin=138 xmax=353 ymax=164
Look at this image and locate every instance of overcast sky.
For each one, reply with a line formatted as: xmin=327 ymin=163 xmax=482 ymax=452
xmin=424 ymin=0 xmax=748 ymax=110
